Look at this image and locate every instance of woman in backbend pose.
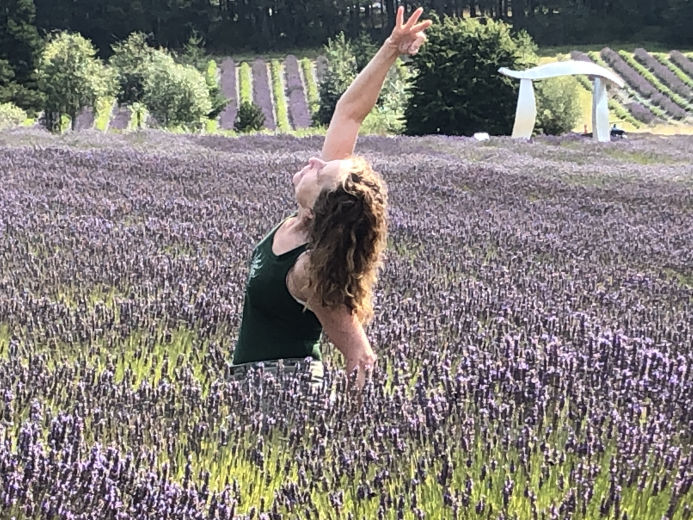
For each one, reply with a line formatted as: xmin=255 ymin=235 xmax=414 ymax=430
xmin=230 ymin=7 xmax=432 ymax=393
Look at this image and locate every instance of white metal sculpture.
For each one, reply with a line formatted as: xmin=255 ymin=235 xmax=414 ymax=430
xmin=498 ymin=60 xmax=625 ymax=142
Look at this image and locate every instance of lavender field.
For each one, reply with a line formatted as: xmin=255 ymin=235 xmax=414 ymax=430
xmin=0 ymin=128 xmax=691 ymax=519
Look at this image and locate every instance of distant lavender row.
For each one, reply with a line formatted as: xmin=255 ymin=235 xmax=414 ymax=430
xmin=570 ymin=51 xmax=593 ymax=63
xmin=283 ymin=55 xmax=311 ymax=129
xmin=315 ymin=56 xmax=329 ymax=84
xmin=218 ymin=58 xmax=238 ymax=130
xmin=251 ymin=58 xmax=276 ymax=130
xmin=670 ymin=50 xmax=693 ymax=79
xmin=624 ymin=101 xmax=656 ymax=124
xmin=601 ymin=47 xmax=687 ymax=120
xmin=74 ymin=107 xmax=95 ymax=130
xmin=109 ymin=104 xmax=131 ymax=130
xmin=634 ymin=49 xmax=693 ymax=101
xmin=570 ymin=50 xmax=654 ymax=125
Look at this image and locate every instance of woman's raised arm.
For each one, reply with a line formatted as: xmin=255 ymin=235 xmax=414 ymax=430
xmin=321 ymin=6 xmax=432 ymax=162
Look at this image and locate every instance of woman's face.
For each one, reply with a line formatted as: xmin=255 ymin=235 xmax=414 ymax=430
xmin=293 ymin=157 xmax=347 ymax=209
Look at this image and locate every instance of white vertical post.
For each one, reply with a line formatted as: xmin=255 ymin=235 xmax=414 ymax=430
xmin=592 ymin=77 xmax=610 ymax=142
xmin=511 ymin=78 xmax=537 ymax=139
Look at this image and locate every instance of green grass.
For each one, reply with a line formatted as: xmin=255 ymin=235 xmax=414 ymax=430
xmin=270 ymin=59 xmax=291 ymax=132
xmin=238 ymin=62 xmax=253 ymax=105
xmin=94 ymin=97 xmax=115 ymax=131
xmin=300 ymin=57 xmax=320 ymax=117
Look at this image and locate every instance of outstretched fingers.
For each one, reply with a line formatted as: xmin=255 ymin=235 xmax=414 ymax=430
xmin=411 ymin=19 xmax=432 ymax=33
xmin=404 ymin=7 xmax=424 ymax=30
xmin=396 ymin=5 xmax=404 ymax=27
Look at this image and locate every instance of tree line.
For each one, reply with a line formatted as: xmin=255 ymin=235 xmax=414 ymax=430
xmin=7 ymin=0 xmax=693 ymax=57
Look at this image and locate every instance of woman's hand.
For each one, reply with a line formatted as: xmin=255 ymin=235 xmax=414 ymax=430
xmin=345 ymin=347 xmax=377 ymax=392
xmin=386 ymin=6 xmax=432 ymax=56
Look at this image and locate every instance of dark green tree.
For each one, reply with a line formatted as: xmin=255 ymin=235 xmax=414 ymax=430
xmin=404 ymin=16 xmax=537 ymax=136
xmin=314 ymin=32 xmax=358 ymax=126
xmin=109 ymin=32 xmax=158 ymax=105
xmin=234 ymin=101 xmax=265 ymax=133
xmin=37 ymin=32 xmax=116 ymax=132
xmin=0 ymin=0 xmax=44 ymax=115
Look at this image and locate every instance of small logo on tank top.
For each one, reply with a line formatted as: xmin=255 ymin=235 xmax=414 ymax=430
xmin=248 ymin=251 xmax=263 ymax=280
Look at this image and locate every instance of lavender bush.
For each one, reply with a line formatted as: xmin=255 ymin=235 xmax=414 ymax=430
xmin=251 ymin=59 xmax=276 ymax=130
xmin=284 ymin=55 xmax=311 ymax=129
xmin=0 ymin=128 xmax=691 ymax=519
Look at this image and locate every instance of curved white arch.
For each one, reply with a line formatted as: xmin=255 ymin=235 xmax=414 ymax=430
xmin=499 ymin=61 xmax=624 ymax=87
xmin=498 ymin=60 xmax=625 ymax=142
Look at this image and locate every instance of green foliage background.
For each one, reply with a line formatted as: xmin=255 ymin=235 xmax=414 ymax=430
xmin=404 ymin=17 xmax=537 ymax=137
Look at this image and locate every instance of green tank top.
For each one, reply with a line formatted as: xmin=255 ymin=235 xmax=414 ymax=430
xmin=232 ymin=215 xmax=322 ymax=364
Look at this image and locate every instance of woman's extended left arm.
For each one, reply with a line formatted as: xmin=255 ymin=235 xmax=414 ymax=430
xmin=321 ymin=6 xmax=432 ymax=161
xmin=288 ymin=253 xmax=376 ymax=391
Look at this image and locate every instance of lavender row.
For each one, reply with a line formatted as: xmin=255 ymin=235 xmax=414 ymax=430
xmin=109 ymin=104 xmax=131 ymax=130
xmin=251 ymin=58 xmax=275 ymax=130
xmin=601 ymin=47 xmax=687 ymax=120
xmin=634 ymin=48 xmax=693 ymax=101
xmin=283 ymin=55 xmax=311 ymax=129
xmin=74 ymin=107 xmax=95 ymax=130
xmin=569 ymin=51 xmax=593 ymax=63
xmin=0 ymin=129 xmax=692 ymax=518
xmin=570 ymin=51 xmax=654 ymax=125
xmin=315 ymin=55 xmax=329 ymax=85
xmin=670 ymin=50 xmax=693 ymax=79
xmin=218 ymin=58 xmax=238 ymax=130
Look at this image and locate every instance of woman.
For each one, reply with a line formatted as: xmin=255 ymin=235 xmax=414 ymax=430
xmin=230 ymin=7 xmax=432 ymax=394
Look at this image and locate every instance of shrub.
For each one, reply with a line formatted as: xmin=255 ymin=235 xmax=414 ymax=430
xmin=533 ymin=76 xmax=581 ymax=136
xmin=37 ymin=32 xmax=116 ymax=132
xmin=109 ymin=33 xmax=158 ymax=106
xmin=0 ymin=102 xmax=27 ymax=130
xmin=404 ymin=16 xmax=537 ymax=136
xmin=176 ymin=30 xmax=208 ymax=71
xmin=315 ymin=33 xmax=411 ymax=133
xmin=142 ymin=50 xmax=212 ymax=131
xmin=314 ymin=32 xmax=358 ymax=126
xmin=128 ymin=101 xmax=149 ymax=130
xmin=362 ymin=60 xmax=411 ymax=135
xmin=205 ymin=60 xmax=229 ymax=120
xmin=234 ymin=101 xmax=265 ymax=133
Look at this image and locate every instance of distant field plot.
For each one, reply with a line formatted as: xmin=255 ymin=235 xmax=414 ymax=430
xmin=0 ymin=128 xmax=691 ymax=519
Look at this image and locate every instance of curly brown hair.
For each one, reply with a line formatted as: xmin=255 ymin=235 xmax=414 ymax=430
xmin=307 ymin=156 xmax=388 ymax=323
